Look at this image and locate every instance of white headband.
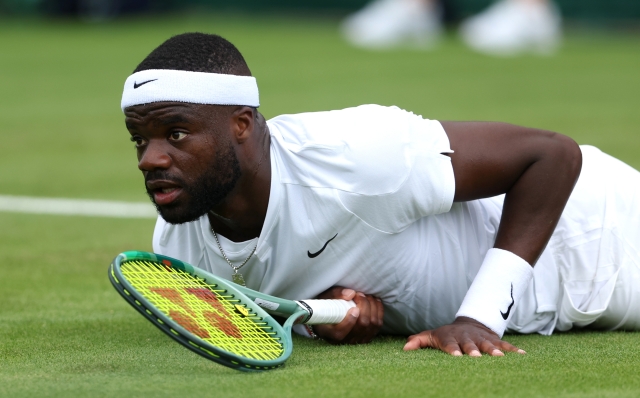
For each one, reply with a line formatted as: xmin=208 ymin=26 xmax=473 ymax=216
xmin=121 ymin=69 xmax=260 ymax=111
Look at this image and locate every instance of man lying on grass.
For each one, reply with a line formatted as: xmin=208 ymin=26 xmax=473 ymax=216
xmin=121 ymin=32 xmax=640 ymax=357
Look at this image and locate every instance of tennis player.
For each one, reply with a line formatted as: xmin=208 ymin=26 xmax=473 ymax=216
xmin=121 ymin=32 xmax=640 ymax=357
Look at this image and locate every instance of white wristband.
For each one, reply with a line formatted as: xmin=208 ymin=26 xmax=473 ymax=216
xmin=455 ymin=248 xmax=533 ymax=337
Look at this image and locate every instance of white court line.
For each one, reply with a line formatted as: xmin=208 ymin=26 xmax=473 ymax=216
xmin=0 ymin=194 xmax=157 ymax=219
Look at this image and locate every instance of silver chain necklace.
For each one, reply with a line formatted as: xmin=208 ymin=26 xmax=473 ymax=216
xmin=210 ymin=223 xmax=256 ymax=287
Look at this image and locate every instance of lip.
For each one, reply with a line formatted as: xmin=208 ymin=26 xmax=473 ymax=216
xmin=146 ymin=180 xmax=183 ymax=206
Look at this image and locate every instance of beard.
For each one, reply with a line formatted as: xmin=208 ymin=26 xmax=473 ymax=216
xmin=145 ymin=143 xmax=241 ymax=224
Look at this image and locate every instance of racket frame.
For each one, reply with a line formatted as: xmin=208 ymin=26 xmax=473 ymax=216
xmin=109 ymin=251 xmax=309 ymax=371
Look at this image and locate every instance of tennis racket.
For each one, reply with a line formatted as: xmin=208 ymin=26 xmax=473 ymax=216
xmin=108 ymin=250 xmax=355 ymax=371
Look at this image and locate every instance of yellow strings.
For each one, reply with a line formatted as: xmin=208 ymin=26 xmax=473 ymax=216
xmin=122 ymin=260 xmax=283 ymax=360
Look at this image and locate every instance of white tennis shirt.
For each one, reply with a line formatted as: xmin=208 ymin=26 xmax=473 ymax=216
xmin=154 ymin=104 xmax=632 ymax=336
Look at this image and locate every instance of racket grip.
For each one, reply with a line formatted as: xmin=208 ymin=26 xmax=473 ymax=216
xmin=296 ymin=299 xmax=357 ymax=324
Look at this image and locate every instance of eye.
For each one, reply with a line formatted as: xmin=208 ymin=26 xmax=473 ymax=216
xmin=169 ymin=131 xmax=188 ymax=142
xmin=130 ymin=135 xmax=147 ymax=148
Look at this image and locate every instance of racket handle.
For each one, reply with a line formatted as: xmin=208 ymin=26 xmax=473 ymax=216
xmin=296 ymin=299 xmax=357 ymax=324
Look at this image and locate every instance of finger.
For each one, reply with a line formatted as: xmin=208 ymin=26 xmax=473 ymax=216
xmin=360 ymin=295 xmax=381 ymax=343
xmin=478 ymin=339 xmax=504 ymax=357
xmin=404 ymin=332 xmax=464 ymax=356
xmin=376 ymin=298 xmax=384 ymax=328
xmin=315 ymin=306 xmax=360 ymax=343
xmin=340 ymin=288 xmax=356 ymax=301
xmin=440 ymin=339 xmax=465 ymax=357
xmin=403 ymin=331 xmax=460 ymax=354
xmin=460 ymin=339 xmax=482 ymax=357
xmin=344 ymin=293 xmax=370 ymax=344
xmin=353 ymin=293 xmax=371 ymax=329
xmin=365 ymin=295 xmax=379 ymax=327
xmin=403 ymin=333 xmax=430 ymax=351
xmin=495 ymin=339 xmax=526 ymax=354
xmin=338 ymin=306 xmax=361 ymax=342
xmin=317 ymin=286 xmax=356 ymax=301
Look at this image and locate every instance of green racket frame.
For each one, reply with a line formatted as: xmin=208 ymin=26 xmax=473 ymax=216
xmin=109 ymin=251 xmax=309 ymax=372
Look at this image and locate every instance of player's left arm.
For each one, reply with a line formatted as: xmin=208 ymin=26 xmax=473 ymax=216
xmin=404 ymin=121 xmax=582 ymax=356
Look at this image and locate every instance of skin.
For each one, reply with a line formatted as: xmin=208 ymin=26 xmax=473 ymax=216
xmin=314 ymin=287 xmax=384 ymax=345
xmin=125 ymin=102 xmax=270 ymax=242
xmin=125 ymin=101 xmax=582 ymax=356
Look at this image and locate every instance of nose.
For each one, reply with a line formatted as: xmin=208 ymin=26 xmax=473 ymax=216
xmin=138 ymin=140 xmax=171 ymax=172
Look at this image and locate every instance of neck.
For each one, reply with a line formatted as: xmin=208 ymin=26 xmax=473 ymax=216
xmin=208 ymin=116 xmax=271 ymax=242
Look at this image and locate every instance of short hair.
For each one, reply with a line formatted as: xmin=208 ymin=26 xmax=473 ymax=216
xmin=133 ymin=32 xmax=251 ymax=76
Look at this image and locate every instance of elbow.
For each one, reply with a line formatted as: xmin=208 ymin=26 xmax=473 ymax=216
xmin=549 ymin=132 xmax=583 ymax=186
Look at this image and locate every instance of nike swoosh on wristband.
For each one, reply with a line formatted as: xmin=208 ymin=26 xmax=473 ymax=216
xmin=307 ymin=233 xmax=338 ymax=258
xmin=500 ymin=283 xmax=515 ymax=320
xmin=133 ymin=79 xmax=158 ymax=89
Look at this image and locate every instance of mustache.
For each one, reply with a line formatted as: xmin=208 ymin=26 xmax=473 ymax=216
xmin=144 ymin=170 xmax=186 ymax=186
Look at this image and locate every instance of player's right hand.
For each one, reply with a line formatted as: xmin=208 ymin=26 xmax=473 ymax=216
xmin=313 ymin=286 xmax=384 ymax=345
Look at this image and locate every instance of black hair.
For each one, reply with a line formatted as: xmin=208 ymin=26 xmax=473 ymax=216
xmin=133 ymin=32 xmax=251 ymax=76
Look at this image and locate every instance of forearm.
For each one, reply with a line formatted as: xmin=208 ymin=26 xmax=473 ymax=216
xmin=453 ymin=128 xmax=581 ymax=336
xmin=494 ymin=132 xmax=582 ymax=265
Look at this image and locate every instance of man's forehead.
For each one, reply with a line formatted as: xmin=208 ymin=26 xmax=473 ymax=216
xmin=124 ymin=102 xmax=213 ymax=126
xmin=125 ymin=102 xmax=195 ymax=117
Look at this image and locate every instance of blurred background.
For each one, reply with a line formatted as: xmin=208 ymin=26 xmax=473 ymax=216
xmin=2 ymin=0 xmax=640 ymax=24
xmin=1 ymin=0 xmax=639 ymax=204
xmin=0 ymin=0 xmax=640 ymax=201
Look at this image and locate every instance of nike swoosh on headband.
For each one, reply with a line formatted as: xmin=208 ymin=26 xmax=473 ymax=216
xmin=134 ymin=79 xmax=158 ymax=89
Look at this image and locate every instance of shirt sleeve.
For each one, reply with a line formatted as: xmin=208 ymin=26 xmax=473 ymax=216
xmin=270 ymin=104 xmax=456 ymax=234
xmin=336 ymin=110 xmax=455 ymax=233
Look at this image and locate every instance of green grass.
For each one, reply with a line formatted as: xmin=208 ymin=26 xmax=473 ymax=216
xmin=1 ymin=214 xmax=639 ymax=398
xmin=1 ymin=13 xmax=640 ymax=397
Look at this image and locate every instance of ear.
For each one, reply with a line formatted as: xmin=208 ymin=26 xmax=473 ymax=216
xmin=230 ymin=106 xmax=255 ymax=144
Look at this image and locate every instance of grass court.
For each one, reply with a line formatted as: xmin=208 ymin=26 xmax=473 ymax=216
xmin=1 ymin=12 xmax=639 ymax=397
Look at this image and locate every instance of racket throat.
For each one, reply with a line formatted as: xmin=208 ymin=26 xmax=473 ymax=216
xmin=293 ymin=300 xmax=313 ymax=324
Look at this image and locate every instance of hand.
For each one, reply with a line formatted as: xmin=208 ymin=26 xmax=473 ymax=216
xmin=403 ymin=317 xmax=526 ymax=357
xmin=313 ymin=286 xmax=384 ymax=345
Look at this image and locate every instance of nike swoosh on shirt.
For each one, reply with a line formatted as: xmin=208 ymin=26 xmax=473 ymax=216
xmin=133 ymin=79 xmax=157 ymax=89
xmin=307 ymin=233 xmax=338 ymax=258
xmin=500 ymin=283 xmax=515 ymax=320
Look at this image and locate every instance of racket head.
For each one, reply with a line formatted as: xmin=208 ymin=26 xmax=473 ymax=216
xmin=109 ymin=251 xmax=296 ymax=371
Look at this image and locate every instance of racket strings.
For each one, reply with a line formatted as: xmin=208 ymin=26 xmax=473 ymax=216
xmin=122 ymin=260 xmax=283 ymax=360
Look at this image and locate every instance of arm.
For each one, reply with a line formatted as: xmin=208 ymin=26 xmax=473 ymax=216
xmin=445 ymin=121 xmax=582 ymax=264
xmin=405 ymin=121 xmax=582 ymax=356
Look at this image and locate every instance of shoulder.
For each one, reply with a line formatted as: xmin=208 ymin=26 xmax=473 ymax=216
xmin=268 ymin=104 xmax=434 ymax=144
xmin=267 ymin=105 xmax=451 ymax=196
